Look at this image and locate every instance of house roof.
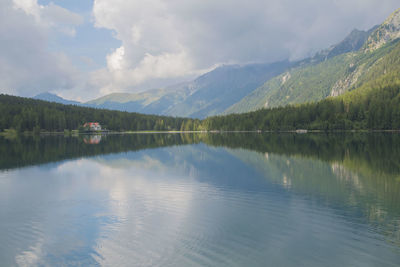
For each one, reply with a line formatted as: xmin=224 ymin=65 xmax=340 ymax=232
xmin=84 ymin=122 xmax=100 ymax=126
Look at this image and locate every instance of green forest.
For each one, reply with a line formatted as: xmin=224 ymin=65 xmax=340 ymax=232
xmin=0 ymin=94 xmax=199 ymax=132
xmin=1 ymin=76 xmax=400 ymax=133
xmin=203 ymin=76 xmax=400 ymax=131
xmin=203 ymin=42 xmax=400 ymax=131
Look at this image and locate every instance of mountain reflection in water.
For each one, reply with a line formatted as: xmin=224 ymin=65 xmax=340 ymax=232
xmin=0 ymin=133 xmax=399 ymax=266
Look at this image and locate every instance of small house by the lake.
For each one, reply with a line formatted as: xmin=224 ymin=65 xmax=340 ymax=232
xmin=83 ymin=122 xmax=102 ymax=131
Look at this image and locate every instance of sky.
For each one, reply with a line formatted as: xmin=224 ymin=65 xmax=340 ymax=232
xmin=0 ymin=0 xmax=399 ymax=101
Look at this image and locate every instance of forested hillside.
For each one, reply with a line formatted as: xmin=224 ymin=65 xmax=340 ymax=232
xmin=227 ymin=38 xmax=400 ymax=114
xmin=226 ymin=9 xmax=400 ymax=114
xmin=4 ymin=73 xmax=399 ymax=134
xmin=202 ymin=73 xmax=400 ymax=131
xmin=203 ymin=36 xmax=400 ymax=130
xmin=0 ymin=95 xmax=197 ymax=132
xmin=2 ymin=61 xmax=400 ymax=133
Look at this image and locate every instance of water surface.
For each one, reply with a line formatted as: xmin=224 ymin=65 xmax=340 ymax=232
xmin=0 ymin=133 xmax=400 ymax=266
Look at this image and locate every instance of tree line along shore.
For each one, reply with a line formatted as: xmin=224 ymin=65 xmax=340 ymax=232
xmin=1 ymin=76 xmax=400 ymax=135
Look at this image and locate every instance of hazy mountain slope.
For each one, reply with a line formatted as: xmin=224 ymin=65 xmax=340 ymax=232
xmin=34 ymin=92 xmax=81 ymax=106
xmin=312 ymin=27 xmax=377 ymax=61
xmin=226 ymin=9 xmax=400 ymax=114
xmin=84 ymin=89 xmax=173 ymax=114
xmin=139 ymin=83 xmax=197 ymax=115
xmin=84 ymin=82 xmax=197 ymax=115
xmin=86 ymin=61 xmax=291 ymax=118
xmin=225 ymin=53 xmax=354 ymax=113
xmin=163 ymin=62 xmax=290 ymax=118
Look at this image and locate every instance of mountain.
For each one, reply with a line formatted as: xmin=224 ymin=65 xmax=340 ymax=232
xmin=86 ymin=61 xmax=291 ymax=118
xmin=84 ymin=81 xmax=199 ymax=116
xmin=34 ymin=92 xmax=81 ymax=106
xmin=226 ymin=8 xmax=400 ymax=114
xmin=85 ymin=88 xmax=171 ymax=114
xmin=312 ymin=27 xmax=377 ymax=61
xmin=162 ymin=62 xmax=291 ymax=118
xmin=201 ymin=41 xmax=400 ymax=131
xmin=4 ymin=29 xmax=400 ymax=133
xmin=363 ymin=8 xmax=400 ymax=52
xmin=71 ymin=8 xmax=400 ymax=118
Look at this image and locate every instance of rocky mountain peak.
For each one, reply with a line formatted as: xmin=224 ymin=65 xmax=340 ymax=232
xmin=364 ymin=8 xmax=400 ymax=52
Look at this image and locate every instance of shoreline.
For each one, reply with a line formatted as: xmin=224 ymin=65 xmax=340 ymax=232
xmin=1 ymin=129 xmax=400 ymax=137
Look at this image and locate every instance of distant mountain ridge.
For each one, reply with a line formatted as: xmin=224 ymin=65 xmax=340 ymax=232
xmin=34 ymin=92 xmax=81 ymax=106
xmin=86 ymin=61 xmax=291 ymax=118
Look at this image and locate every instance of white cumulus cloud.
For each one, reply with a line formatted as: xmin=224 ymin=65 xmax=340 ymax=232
xmin=0 ymin=0 xmax=83 ymax=96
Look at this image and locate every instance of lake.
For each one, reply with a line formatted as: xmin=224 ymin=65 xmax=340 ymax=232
xmin=0 ymin=133 xmax=400 ymax=266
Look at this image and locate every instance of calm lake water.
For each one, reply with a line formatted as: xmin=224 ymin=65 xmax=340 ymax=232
xmin=0 ymin=133 xmax=400 ymax=266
